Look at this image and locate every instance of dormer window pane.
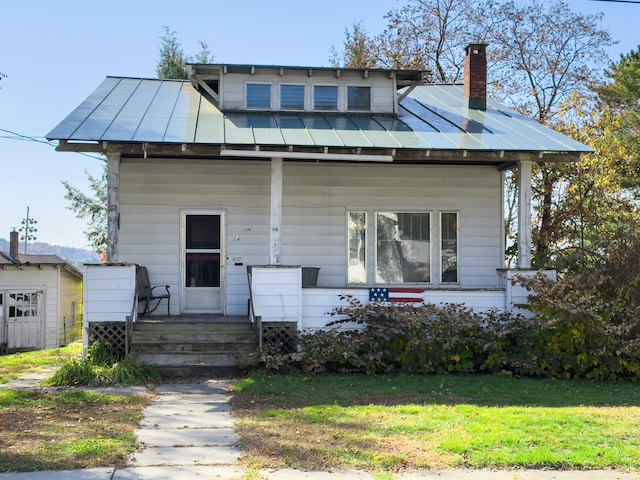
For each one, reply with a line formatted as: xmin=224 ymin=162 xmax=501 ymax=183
xmin=246 ymin=83 xmax=271 ymax=109
xmin=348 ymin=86 xmax=371 ymax=111
xmin=281 ymin=85 xmax=305 ymax=110
xmin=314 ymin=85 xmax=338 ymax=111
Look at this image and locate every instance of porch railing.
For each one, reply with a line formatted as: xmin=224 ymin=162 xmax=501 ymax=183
xmin=246 ymin=267 xmax=263 ymax=351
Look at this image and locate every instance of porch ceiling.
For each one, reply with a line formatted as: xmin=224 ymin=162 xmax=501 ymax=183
xmin=47 ymin=77 xmax=593 ymax=165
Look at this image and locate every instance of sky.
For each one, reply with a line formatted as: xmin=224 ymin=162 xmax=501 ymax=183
xmin=0 ymin=0 xmax=638 ymax=250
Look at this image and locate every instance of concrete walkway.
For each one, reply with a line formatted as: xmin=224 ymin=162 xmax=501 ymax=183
xmin=1 ymin=373 xmax=639 ymax=480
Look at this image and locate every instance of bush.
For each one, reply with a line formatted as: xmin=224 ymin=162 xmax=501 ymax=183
xmin=517 ymin=273 xmax=640 ymax=381
xmin=259 ymin=288 xmax=640 ymax=382
xmin=46 ymin=342 xmax=159 ymax=387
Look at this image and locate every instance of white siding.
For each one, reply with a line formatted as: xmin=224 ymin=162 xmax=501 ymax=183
xmin=118 ymin=159 xmax=503 ymax=315
xmin=58 ymin=270 xmax=83 ymax=346
xmin=301 ymin=288 xmax=506 ymax=331
xmin=0 ymin=267 xmax=59 ymax=349
xmin=250 ymin=266 xmax=301 ymax=323
xmin=83 ymin=264 xmax=137 ymax=323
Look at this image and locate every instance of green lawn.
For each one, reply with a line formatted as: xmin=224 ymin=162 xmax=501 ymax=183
xmin=231 ymin=373 xmax=640 ymax=473
xmin=0 ymin=343 xmax=82 ymax=384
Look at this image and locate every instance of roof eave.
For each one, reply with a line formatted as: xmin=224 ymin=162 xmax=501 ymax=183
xmin=53 ymin=140 xmax=587 ymax=166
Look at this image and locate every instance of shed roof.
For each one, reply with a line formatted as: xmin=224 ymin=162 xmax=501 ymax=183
xmin=0 ymin=252 xmax=83 ymax=279
xmin=47 ymin=76 xmax=592 ymax=164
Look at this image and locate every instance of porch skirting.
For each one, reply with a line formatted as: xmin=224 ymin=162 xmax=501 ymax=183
xmin=88 ymin=319 xmax=133 ymax=359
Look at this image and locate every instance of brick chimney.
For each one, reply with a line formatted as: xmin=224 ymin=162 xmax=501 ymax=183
xmin=464 ymin=43 xmax=488 ymax=110
xmin=9 ymin=230 xmax=19 ymax=260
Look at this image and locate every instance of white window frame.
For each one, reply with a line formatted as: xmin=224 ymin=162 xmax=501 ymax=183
xmin=347 ymin=211 xmax=367 ymax=284
xmin=245 ymin=82 xmax=272 ymax=110
xmin=279 ymin=83 xmax=306 ymax=111
xmin=346 ymin=210 xmax=461 ymax=286
xmin=440 ymin=211 xmax=459 ymax=284
xmin=346 ymin=85 xmax=372 ymax=111
xmin=313 ymin=85 xmax=339 ymax=111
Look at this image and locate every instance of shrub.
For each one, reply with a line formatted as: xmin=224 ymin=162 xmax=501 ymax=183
xmin=259 ymin=287 xmax=640 ymax=382
xmin=517 ymin=273 xmax=640 ymax=381
xmin=262 ymin=295 xmax=526 ymax=375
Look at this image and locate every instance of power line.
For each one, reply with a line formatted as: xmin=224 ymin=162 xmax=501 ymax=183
xmin=0 ymin=128 xmax=103 ymax=160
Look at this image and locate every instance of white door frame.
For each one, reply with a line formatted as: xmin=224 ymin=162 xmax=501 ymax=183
xmin=3 ymin=288 xmax=44 ymax=351
xmin=180 ymin=210 xmax=226 ymax=314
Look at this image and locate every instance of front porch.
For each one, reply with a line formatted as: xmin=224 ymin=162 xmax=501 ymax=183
xmin=82 ymin=263 xmax=547 ymax=373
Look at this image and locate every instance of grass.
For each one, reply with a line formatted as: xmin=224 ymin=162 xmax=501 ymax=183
xmin=0 ymin=344 xmax=151 ymax=473
xmin=231 ymin=373 xmax=640 ymax=474
xmin=0 ymin=343 xmax=82 ymax=385
xmin=0 ymin=389 xmax=147 ymax=472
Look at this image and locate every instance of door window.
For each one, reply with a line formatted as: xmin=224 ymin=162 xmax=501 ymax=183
xmin=185 ymin=215 xmax=221 ymax=288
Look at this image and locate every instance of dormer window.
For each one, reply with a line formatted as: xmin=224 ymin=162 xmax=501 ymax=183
xmin=189 ymin=64 xmax=428 ymax=114
xmin=347 ymin=86 xmax=371 ymax=111
xmin=280 ymin=84 xmax=305 ymax=110
xmin=246 ymin=83 xmax=271 ymax=109
xmin=313 ymin=85 xmax=338 ymax=111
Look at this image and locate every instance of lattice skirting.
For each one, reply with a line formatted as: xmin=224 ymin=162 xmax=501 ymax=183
xmin=89 ymin=321 xmax=132 ymax=359
xmin=262 ymin=322 xmax=298 ymax=354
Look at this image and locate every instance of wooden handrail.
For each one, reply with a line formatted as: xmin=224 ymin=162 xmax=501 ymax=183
xmin=246 ymin=267 xmax=263 ymax=351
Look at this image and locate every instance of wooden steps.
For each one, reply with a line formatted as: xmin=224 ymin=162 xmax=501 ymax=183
xmin=130 ymin=317 xmax=259 ymax=375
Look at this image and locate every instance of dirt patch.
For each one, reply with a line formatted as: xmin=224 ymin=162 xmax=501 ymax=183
xmin=0 ymin=390 xmax=148 ymax=472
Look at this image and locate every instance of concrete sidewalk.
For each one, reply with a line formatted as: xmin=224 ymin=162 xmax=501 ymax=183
xmin=1 ymin=373 xmax=639 ymax=480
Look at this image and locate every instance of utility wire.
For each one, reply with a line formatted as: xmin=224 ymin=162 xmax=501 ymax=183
xmin=0 ymin=128 xmax=104 ymax=160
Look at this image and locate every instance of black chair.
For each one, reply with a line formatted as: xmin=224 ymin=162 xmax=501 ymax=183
xmin=137 ymin=265 xmax=171 ymax=316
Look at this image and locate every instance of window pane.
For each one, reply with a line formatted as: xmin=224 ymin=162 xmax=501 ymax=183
xmin=186 ymin=215 xmax=220 ymax=249
xmin=186 ymin=253 xmax=220 ymax=287
xmin=441 ymin=212 xmax=458 ymax=283
xmin=314 ymin=85 xmax=338 ymax=110
xmin=246 ymin=83 xmax=271 ymax=109
xmin=348 ymin=212 xmax=367 ymax=284
xmin=376 ymin=212 xmax=430 ymax=283
xmin=9 ymin=292 xmax=39 ymax=317
xmin=348 ymin=86 xmax=371 ymax=111
xmin=281 ymin=84 xmax=305 ymax=110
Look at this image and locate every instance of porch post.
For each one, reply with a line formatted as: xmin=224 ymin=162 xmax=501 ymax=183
xmin=106 ymin=152 xmax=121 ymax=262
xmin=517 ymin=160 xmax=532 ymax=269
xmin=270 ymin=157 xmax=283 ymax=264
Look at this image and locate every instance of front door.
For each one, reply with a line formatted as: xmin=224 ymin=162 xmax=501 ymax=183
xmin=5 ymin=290 xmax=42 ymax=351
xmin=182 ymin=212 xmax=225 ymax=313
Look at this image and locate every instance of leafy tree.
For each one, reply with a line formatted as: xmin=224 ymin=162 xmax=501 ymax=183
xmin=330 ymin=22 xmax=378 ymax=69
xmin=334 ymin=0 xmax=613 ymax=267
xmin=332 ymin=0 xmax=498 ymax=80
xmin=62 ymin=166 xmax=108 ymax=253
xmin=597 ymin=47 xmax=640 ymax=109
xmin=156 ymin=26 xmax=214 ymax=80
xmin=157 ymin=26 xmax=188 ymax=79
xmin=595 ymin=47 xmax=640 ymax=194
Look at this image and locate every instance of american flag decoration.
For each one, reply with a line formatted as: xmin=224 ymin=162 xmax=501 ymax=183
xmin=369 ymin=287 xmax=425 ymax=303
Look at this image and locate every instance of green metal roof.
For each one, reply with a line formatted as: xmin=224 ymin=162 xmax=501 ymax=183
xmin=47 ymin=76 xmax=592 ymax=161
